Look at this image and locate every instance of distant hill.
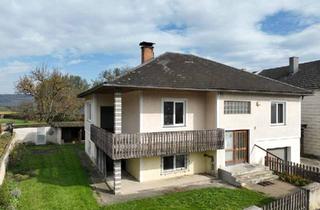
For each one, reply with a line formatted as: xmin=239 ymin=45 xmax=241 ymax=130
xmin=0 ymin=94 xmax=33 ymax=107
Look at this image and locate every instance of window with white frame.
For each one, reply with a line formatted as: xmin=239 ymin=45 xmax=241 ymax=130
xmin=162 ymin=154 xmax=187 ymax=171
xmin=271 ymin=102 xmax=285 ymax=124
xmin=163 ymin=100 xmax=185 ymax=126
xmin=86 ymin=102 xmax=92 ymax=121
xmin=224 ymin=101 xmax=251 ymax=114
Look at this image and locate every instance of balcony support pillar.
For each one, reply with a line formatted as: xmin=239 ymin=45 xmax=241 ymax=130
xmin=215 ymin=149 xmax=225 ymax=173
xmin=114 ymin=91 xmax=122 ymax=134
xmin=113 ymin=90 xmax=122 ymax=194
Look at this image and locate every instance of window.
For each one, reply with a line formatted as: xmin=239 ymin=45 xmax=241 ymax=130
xmin=86 ymin=102 xmax=92 ymax=121
xmin=162 ymin=154 xmax=187 ymax=171
xmin=224 ymin=101 xmax=251 ymax=114
xmin=163 ymin=100 xmax=185 ymax=126
xmin=271 ymin=102 xmax=285 ymax=124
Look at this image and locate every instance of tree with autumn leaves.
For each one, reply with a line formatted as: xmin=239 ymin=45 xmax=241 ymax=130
xmin=16 ymin=65 xmax=89 ymax=123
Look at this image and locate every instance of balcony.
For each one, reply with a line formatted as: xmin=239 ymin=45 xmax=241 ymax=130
xmin=90 ymin=124 xmax=225 ymax=160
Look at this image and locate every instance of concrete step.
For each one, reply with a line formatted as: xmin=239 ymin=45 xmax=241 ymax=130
xmin=228 ymin=164 xmax=268 ymax=176
xmin=219 ymin=163 xmax=278 ymax=187
xmin=234 ymin=169 xmax=274 ymax=180
xmin=237 ymin=174 xmax=278 ymax=185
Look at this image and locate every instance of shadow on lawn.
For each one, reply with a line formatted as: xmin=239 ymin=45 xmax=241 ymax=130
xmin=8 ymin=144 xmax=91 ymax=187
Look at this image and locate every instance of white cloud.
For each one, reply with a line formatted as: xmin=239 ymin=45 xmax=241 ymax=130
xmin=0 ymin=0 xmax=320 ymax=92
xmin=67 ymin=59 xmax=86 ymax=65
xmin=0 ymin=61 xmax=32 ymax=93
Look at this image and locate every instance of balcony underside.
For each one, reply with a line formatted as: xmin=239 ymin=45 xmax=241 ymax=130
xmin=91 ymin=125 xmax=225 ymax=160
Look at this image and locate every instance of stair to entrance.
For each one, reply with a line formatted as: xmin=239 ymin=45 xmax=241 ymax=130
xmin=218 ymin=163 xmax=278 ymax=187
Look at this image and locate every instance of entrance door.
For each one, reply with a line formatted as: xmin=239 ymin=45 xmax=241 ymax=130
xmin=225 ymin=130 xmax=249 ymax=165
xmin=100 ymin=106 xmax=114 ymax=133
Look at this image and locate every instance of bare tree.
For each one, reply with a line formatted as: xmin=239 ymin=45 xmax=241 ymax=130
xmin=16 ymin=65 xmax=89 ymax=123
xmin=92 ymin=66 xmax=131 ymax=86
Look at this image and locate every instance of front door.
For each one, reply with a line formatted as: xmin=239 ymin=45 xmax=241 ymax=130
xmin=100 ymin=106 xmax=114 ymax=133
xmin=225 ymin=130 xmax=249 ymax=165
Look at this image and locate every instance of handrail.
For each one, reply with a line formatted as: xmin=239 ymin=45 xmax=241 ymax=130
xmin=253 ymin=144 xmax=283 ymax=160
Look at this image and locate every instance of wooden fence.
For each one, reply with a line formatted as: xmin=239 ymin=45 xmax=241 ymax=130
xmin=265 ymin=156 xmax=320 ymax=182
xmin=91 ymin=124 xmax=225 ymax=160
xmin=262 ymin=188 xmax=309 ymax=210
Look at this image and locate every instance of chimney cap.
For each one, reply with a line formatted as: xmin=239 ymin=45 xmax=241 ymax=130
xmin=139 ymin=41 xmax=155 ymax=47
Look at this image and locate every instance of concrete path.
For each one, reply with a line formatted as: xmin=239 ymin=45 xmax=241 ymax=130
xmin=78 ymin=150 xmax=235 ymax=205
xmin=245 ymin=180 xmax=299 ymax=198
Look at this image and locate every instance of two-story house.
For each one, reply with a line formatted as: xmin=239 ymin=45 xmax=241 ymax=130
xmin=79 ymin=42 xmax=311 ymax=194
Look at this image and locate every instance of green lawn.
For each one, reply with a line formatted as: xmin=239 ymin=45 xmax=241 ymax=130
xmin=4 ymin=144 xmax=272 ymax=210
xmin=0 ymin=118 xmax=45 ymax=126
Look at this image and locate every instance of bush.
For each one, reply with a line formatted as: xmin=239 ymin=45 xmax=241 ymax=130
xmin=277 ymin=172 xmax=311 ymax=186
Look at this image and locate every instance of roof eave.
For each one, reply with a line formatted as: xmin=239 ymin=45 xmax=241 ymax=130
xmin=78 ymin=83 xmax=312 ymax=97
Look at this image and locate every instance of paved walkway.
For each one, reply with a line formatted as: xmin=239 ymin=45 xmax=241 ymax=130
xmin=78 ymin=150 xmax=234 ymax=205
xmin=245 ymin=180 xmax=299 ymax=198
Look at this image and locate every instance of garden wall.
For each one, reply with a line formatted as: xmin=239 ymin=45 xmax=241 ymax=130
xmin=14 ymin=127 xmax=58 ymax=145
xmin=0 ymin=133 xmax=16 ymax=185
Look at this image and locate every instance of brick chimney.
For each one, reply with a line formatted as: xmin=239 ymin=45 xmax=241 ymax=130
xmin=289 ymin=57 xmax=299 ymax=74
xmin=139 ymin=41 xmax=155 ymax=64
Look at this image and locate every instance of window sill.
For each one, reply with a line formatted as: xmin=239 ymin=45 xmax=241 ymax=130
xmin=270 ymin=123 xmax=286 ymax=127
xmin=163 ymin=124 xmax=186 ymax=128
xmin=161 ymin=167 xmax=188 ymax=176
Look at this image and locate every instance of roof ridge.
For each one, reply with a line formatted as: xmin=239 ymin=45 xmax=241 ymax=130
xmin=110 ymin=52 xmax=170 ymax=84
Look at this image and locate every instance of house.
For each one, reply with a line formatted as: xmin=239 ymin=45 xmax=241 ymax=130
xmin=259 ymin=57 xmax=320 ymax=157
xmin=78 ymin=42 xmax=311 ymax=194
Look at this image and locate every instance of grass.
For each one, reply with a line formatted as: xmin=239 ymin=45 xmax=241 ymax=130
xmin=106 ymin=188 xmax=272 ymax=210
xmin=4 ymin=144 xmax=272 ymax=210
xmin=0 ymin=118 xmax=45 ymax=126
xmin=7 ymin=144 xmax=99 ymax=210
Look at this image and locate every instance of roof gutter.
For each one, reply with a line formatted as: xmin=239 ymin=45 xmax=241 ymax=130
xmin=78 ymin=83 xmax=313 ymax=98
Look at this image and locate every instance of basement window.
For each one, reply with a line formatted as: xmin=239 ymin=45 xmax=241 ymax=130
xmin=162 ymin=154 xmax=187 ymax=172
xmin=163 ymin=100 xmax=186 ymax=126
xmin=271 ymin=102 xmax=286 ymax=125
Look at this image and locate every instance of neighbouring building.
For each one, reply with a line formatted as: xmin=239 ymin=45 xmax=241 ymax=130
xmin=260 ymin=57 xmax=320 ymax=157
xmin=79 ymin=42 xmax=311 ymax=194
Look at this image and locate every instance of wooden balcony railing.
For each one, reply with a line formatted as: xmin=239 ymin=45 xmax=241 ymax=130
xmin=90 ymin=124 xmax=224 ymax=160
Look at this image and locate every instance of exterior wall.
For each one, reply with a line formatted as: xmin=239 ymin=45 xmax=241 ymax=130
xmin=83 ymin=89 xmax=302 ymax=182
xmin=122 ymin=91 xmax=140 ymax=133
xmin=84 ymin=93 xmax=114 ymax=163
xmin=301 ymin=90 xmax=320 ymax=156
xmin=126 ymin=158 xmax=140 ymax=180
xmin=140 ymin=151 xmax=214 ymax=182
xmin=84 ymin=92 xmax=141 ymax=162
xmin=140 ymin=90 xmax=216 ymax=132
xmin=14 ymin=127 xmax=52 ymax=144
xmin=218 ymin=92 xmax=301 ymax=165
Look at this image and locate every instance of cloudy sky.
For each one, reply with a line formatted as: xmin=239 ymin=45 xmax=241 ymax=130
xmin=0 ymin=0 xmax=320 ymax=93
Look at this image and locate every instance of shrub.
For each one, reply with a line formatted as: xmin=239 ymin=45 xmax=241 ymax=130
xmin=277 ymin=172 xmax=311 ymax=186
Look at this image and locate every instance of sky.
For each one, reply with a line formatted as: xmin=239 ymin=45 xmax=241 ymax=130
xmin=0 ymin=0 xmax=320 ymax=93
